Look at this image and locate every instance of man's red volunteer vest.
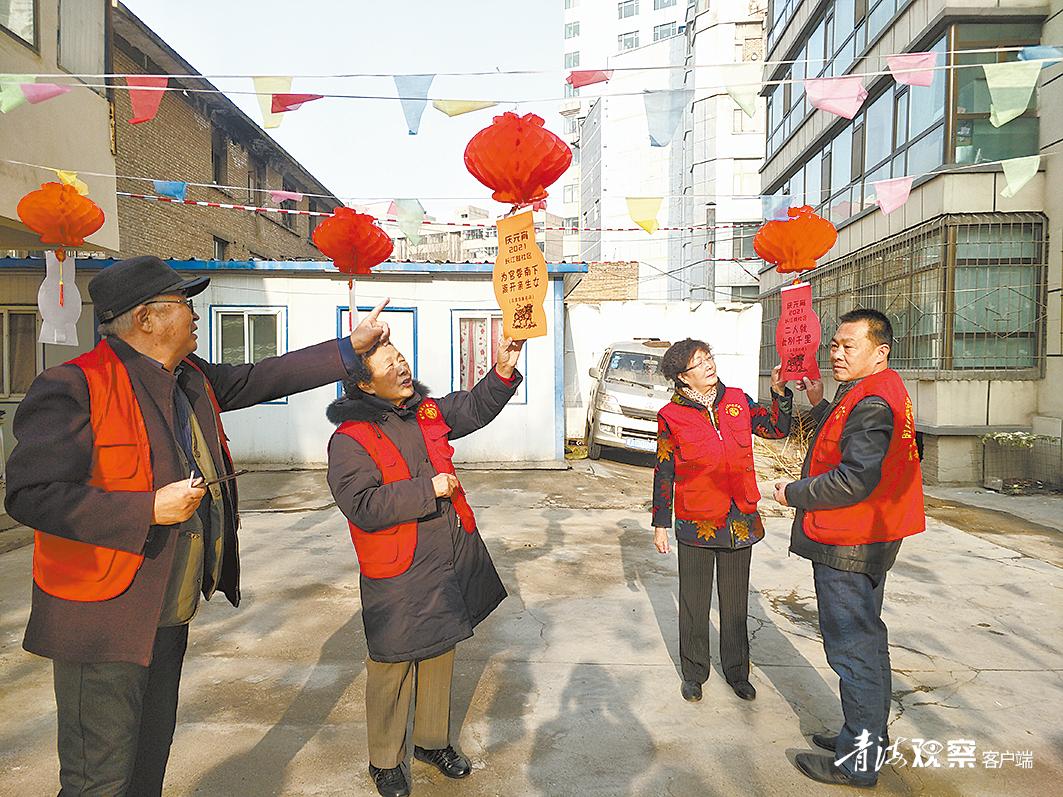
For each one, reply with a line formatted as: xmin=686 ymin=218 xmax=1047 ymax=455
xmin=803 ymin=368 xmax=925 ymax=545
xmin=334 ymin=398 xmax=476 ymax=580
xmin=658 ymin=387 xmax=761 ymax=528
xmin=32 ymin=339 xmax=230 ymax=602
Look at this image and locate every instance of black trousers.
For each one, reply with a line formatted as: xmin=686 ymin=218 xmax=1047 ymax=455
xmin=677 ymin=542 xmax=752 ymax=684
xmin=52 ymin=624 xmax=189 ymax=797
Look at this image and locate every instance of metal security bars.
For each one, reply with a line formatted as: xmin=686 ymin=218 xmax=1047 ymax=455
xmin=760 ymin=214 xmax=1047 ymax=378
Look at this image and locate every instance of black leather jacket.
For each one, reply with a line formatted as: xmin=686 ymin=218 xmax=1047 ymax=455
xmin=785 ymin=379 xmax=903 ymax=575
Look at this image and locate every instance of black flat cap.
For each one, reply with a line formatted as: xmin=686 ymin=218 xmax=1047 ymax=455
xmin=89 ymin=256 xmax=210 ymax=322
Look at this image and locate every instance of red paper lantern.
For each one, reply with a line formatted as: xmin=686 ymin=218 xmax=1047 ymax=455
xmin=464 ymin=112 xmax=572 ymax=207
xmin=753 ymin=205 xmax=837 ymax=274
xmin=17 ymin=182 xmax=105 ymax=249
xmin=312 ymin=208 xmax=394 ymax=275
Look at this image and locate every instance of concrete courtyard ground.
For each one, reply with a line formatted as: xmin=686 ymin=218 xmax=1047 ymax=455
xmin=0 ymin=453 xmax=1060 ymax=796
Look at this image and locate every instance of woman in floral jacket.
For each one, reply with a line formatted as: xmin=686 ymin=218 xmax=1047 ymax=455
xmin=652 ymin=338 xmax=792 ymax=703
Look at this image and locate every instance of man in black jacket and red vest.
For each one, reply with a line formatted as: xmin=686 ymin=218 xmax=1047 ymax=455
xmin=326 ymin=336 xmax=523 ymax=797
xmin=4 ymin=256 xmax=392 ymax=797
xmin=774 ymin=308 xmax=925 ymax=789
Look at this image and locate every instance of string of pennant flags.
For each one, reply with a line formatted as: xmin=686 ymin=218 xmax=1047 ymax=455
xmin=1 ymin=44 xmax=1051 ymax=81
xmin=1 ymin=45 xmax=1059 ymax=138
xmin=6 ymin=141 xmax=1056 ymax=243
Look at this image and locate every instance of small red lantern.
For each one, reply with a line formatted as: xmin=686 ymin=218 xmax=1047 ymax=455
xmin=312 ymin=207 xmax=393 ymax=275
xmin=464 ymin=112 xmax=572 ymax=208
xmin=17 ymin=182 xmax=105 ymax=252
xmin=753 ymin=205 xmax=837 ymax=274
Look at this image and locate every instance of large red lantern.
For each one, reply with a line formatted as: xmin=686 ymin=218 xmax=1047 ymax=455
xmin=312 ymin=207 xmax=393 ymax=275
xmin=753 ymin=205 xmax=837 ymax=274
xmin=464 ymin=112 xmax=572 ymax=208
xmin=17 ymin=182 xmax=105 ymax=252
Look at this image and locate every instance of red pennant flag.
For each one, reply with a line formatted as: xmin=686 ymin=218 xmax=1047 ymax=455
xmin=566 ymin=70 xmax=613 ymax=89
xmin=271 ymin=93 xmax=324 ymax=113
xmin=126 ymin=76 xmax=168 ymax=124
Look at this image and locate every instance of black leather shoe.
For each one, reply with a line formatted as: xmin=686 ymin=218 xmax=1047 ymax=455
xmin=414 ymin=745 xmax=471 ymax=779
xmin=812 ymin=733 xmax=839 ymax=752
xmin=680 ymin=680 xmax=703 ymax=702
xmin=814 ymin=733 xmax=890 ymax=754
xmin=368 ymin=764 xmax=410 ymax=797
xmin=794 ymin=753 xmax=877 ymax=788
xmin=730 ymin=680 xmax=756 ymax=701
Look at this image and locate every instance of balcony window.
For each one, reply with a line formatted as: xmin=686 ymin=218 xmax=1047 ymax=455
xmin=565 ymin=21 xmax=580 ymax=39
xmin=564 ymin=51 xmax=580 ymax=69
xmin=654 ymin=0 xmax=676 ymax=8
xmin=618 ymin=0 xmax=638 ymax=19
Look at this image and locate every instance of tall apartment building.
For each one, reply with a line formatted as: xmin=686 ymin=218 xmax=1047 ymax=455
xmin=673 ymin=0 xmax=767 ymax=302
xmin=759 ymin=0 xmax=1062 ymax=483
xmin=559 ymin=0 xmax=689 ymax=266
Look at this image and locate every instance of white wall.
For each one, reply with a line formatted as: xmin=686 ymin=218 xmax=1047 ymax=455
xmin=564 ymin=299 xmax=763 ymax=437
xmin=193 ymin=271 xmax=563 ymax=465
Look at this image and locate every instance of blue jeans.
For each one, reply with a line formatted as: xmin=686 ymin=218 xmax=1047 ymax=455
xmin=813 ymin=563 xmax=891 ymax=782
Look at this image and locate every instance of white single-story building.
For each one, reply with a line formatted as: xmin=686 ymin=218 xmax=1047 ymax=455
xmin=0 ymin=258 xmax=586 ymax=468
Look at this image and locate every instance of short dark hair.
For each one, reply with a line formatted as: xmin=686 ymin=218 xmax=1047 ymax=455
xmin=839 ymin=308 xmax=893 ymax=348
xmin=661 ymin=338 xmax=712 ymax=387
xmin=340 ymin=342 xmax=382 ymax=397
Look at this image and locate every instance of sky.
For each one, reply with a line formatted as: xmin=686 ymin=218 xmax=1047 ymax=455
xmin=122 ymin=0 xmax=566 ymax=218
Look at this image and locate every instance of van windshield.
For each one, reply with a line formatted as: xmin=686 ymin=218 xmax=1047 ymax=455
xmin=606 ymin=351 xmax=669 ymax=389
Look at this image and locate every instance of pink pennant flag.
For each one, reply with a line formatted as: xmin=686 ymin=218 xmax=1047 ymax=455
xmin=271 ymin=93 xmax=324 ymax=113
xmin=127 ymin=76 xmax=168 ymax=124
xmin=567 ymin=70 xmax=613 ymax=89
xmin=269 ymin=190 xmax=304 ymax=204
xmin=805 ymin=76 xmax=868 ymax=119
xmin=20 ymin=83 xmax=71 ymax=104
xmin=873 ymin=176 xmax=913 ymax=215
xmin=886 ymin=52 xmax=939 ymax=87
xmin=386 ymin=200 xmax=399 ymax=216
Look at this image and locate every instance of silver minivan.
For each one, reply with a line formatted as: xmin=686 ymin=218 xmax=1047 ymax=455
xmin=585 ymin=339 xmax=673 ymax=459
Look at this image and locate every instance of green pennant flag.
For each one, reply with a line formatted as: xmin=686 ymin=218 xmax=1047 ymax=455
xmin=0 ymin=74 xmax=34 ymax=113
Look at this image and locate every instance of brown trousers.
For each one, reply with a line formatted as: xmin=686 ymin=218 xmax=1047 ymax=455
xmin=365 ymin=648 xmax=455 ymax=768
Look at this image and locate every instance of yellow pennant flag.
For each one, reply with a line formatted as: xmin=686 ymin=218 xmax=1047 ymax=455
xmin=253 ymin=76 xmax=292 ymax=129
xmin=626 ymin=197 xmax=662 ymax=235
xmin=432 ymin=99 xmax=498 ymax=117
xmin=54 ymin=170 xmax=89 ymax=196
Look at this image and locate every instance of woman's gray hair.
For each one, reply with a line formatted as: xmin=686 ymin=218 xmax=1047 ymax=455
xmin=97 ymin=308 xmax=136 ymax=338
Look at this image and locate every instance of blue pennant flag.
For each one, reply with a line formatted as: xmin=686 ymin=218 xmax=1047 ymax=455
xmin=153 ymin=180 xmax=188 ymax=201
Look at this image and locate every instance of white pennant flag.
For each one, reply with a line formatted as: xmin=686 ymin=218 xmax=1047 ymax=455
xmin=717 ymin=63 xmax=761 ymax=118
xmin=1000 ymin=156 xmax=1040 ymax=198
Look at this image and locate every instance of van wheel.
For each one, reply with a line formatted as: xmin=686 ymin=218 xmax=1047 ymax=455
xmin=587 ymin=421 xmax=602 ymax=460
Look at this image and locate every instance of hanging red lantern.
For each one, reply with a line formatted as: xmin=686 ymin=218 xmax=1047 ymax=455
xmin=753 ymin=205 xmax=837 ymax=274
xmin=17 ymin=182 xmax=105 ymax=251
xmin=312 ymin=207 xmax=393 ymax=275
xmin=464 ymin=112 xmax=572 ymax=208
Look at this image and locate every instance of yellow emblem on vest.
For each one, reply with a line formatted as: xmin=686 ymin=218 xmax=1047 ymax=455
xmin=421 ymin=404 xmax=439 ymax=420
xmin=725 ymin=403 xmax=742 ymax=417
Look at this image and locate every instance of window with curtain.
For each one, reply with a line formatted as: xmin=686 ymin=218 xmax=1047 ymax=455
xmin=58 ymin=0 xmax=105 ymax=79
xmin=458 ymin=316 xmax=502 ymax=391
xmin=1 ymin=0 xmax=36 ymax=47
xmin=0 ymin=308 xmax=39 ymax=397
xmin=215 ymin=308 xmax=285 ymax=365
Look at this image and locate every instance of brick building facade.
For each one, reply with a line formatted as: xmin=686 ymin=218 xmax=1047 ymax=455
xmin=111 ymin=5 xmax=341 ymax=261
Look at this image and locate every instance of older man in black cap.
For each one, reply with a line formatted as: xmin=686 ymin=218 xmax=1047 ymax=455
xmin=4 ymin=255 xmax=392 ymax=796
